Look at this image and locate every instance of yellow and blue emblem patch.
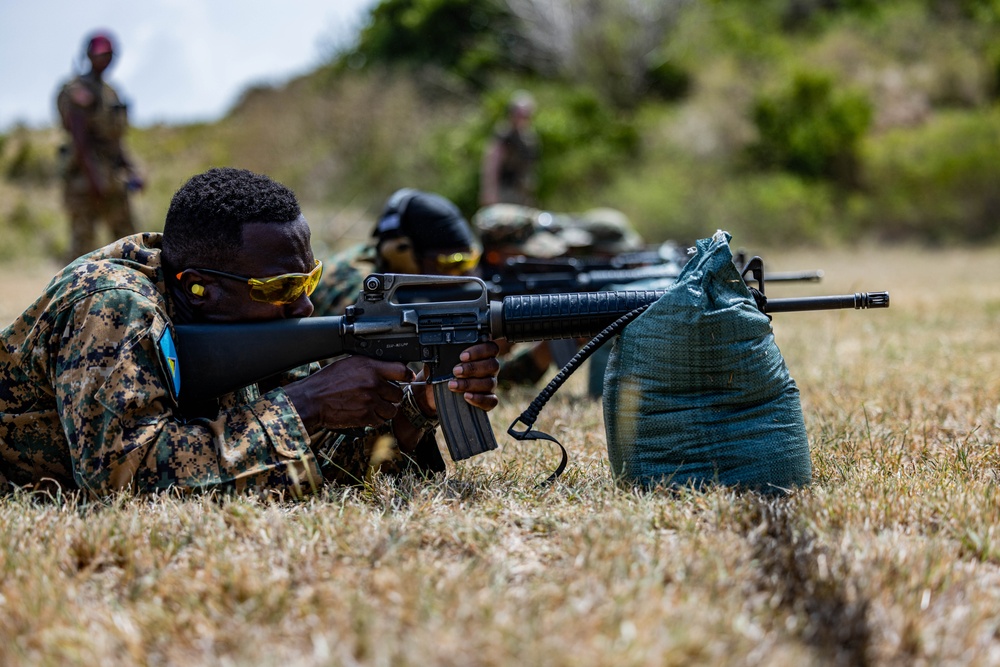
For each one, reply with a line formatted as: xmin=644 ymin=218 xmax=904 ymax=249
xmin=156 ymin=326 xmax=181 ymax=401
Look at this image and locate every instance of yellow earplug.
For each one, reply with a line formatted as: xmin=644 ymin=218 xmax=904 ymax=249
xmin=190 ymin=284 xmax=205 ymax=297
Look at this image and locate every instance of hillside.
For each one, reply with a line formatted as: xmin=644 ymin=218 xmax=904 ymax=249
xmin=2 ymin=6 xmax=1000 ymax=661
xmin=2 ymin=0 xmax=1000 ymax=262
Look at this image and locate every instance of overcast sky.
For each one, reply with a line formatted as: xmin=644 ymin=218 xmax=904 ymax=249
xmin=0 ymin=0 xmax=378 ymax=130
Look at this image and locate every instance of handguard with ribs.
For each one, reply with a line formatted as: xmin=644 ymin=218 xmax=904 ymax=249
xmin=174 ymin=272 xmax=889 ymax=465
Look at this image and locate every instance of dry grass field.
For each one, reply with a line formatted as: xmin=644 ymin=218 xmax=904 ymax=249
xmin=0 ymin=244 xmax=998 ymax=666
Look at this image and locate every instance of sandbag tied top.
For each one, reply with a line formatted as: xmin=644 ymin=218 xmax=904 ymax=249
xmin=602 ymin=231 xmax=811 ymax=494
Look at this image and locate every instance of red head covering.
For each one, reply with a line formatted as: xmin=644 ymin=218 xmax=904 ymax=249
xmin=86 ymin=32 xmax=115 ymax=55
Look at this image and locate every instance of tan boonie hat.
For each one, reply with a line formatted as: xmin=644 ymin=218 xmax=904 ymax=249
xmin=573 ymin=207 xmax=644 ymax=254
xmin=474 ymin=204 xmax=591 ymax=258
xmin=473 ymin=204 xmax=538 ymax=246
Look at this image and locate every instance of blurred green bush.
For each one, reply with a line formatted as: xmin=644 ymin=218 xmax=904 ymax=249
xmin=747 ymin=71 xmax=873 ymax=187
xmin=862 ymin=109 xmax=1000 ymax=242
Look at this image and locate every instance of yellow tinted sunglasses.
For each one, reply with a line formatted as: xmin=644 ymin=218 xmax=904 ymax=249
xmin=180 ymin=259 xmax=323 ymax=305
xmin=434 ymin=247 xmax=481 ymax=275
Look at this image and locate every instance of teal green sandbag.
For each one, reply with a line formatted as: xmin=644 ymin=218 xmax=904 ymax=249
xmin=587 ymin=274 xmax=679 ymax=398
xmin=602 ymin=231 xmax=811 ymax=494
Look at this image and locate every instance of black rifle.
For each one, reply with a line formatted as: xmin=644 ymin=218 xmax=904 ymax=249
xmin=478 ymin=251 xmax=823 ymax=368
xmin=175 ymin=272 xmax=889 ymax=468
xmin=481 ymin=260 xmax=826 ymax=297
xmin=479 ymin=250 xmax=823 ymax=299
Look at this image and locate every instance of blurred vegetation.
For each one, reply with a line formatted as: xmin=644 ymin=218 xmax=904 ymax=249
xmin=2 ymin=0 xmax=1000 ymax=261
xmin=747 ymin=71 xmax=873 ymax=187
xmin=336 ymin=0 xmax=521 ymax=87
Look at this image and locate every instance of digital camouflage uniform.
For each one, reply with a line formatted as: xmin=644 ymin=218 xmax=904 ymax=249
xmin=56 ymin=73 xmax=137 ymax=260
xmin=308 ymin=243 xmax=373 ymax=319
xmin=0 ymin=234 xmax=435 ymax=497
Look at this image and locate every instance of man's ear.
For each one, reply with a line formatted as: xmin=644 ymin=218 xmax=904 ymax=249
xmin=175 ymin=269 xmax=213 ymax=306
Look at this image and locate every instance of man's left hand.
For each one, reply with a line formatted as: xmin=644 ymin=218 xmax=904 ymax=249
xmin=420 ymin=341 xmax=500 ymax=414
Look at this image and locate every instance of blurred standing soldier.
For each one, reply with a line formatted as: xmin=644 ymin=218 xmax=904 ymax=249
xmin=479 ymin=90 xmax=540 ymax=207
xmin=56 ymin=30 xmax=145 ymax=262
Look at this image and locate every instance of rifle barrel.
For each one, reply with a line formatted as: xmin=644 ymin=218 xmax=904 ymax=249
xmin=765 ymin=291 xmax=889 ymax=312
xmin=760 ymin=269 xmax=825 ymax=283
xmin=497 ymin=289 xmax=890 ymax=342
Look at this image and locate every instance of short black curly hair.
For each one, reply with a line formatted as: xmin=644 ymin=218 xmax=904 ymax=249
xmin=162 ymin=167 xmax=302 ymax=270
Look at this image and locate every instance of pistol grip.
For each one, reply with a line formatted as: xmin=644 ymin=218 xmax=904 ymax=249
xmin=432 ymin=382 xmax=498 ymax=461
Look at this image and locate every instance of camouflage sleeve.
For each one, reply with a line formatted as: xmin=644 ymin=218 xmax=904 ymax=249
xmin=309 ymin=247 xmax=371 ymax=317
xmin=55 ymin=85 xmax=72 ymax=130
xmin=54 ymin=289 xmax=323 ymax=498
xmin=56 ymin=80 xmax=84 ymax=129
xmin=256 ymin=361 xmax=318 ymax=395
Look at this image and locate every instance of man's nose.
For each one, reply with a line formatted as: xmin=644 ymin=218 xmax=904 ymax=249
xmin=283 ymin=294 xmax=314 ymax=319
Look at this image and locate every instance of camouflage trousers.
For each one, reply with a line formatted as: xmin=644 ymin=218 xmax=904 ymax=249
xmin=62 ymin=170 xmax=135 ymax=262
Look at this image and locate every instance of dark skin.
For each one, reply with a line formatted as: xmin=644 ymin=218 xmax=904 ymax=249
xmin=174 ymin=217 xmax=500 ymax=452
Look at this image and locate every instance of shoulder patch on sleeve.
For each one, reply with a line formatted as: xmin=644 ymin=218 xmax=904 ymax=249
xmin=156 ymin=326 xmax=181 ymax=402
